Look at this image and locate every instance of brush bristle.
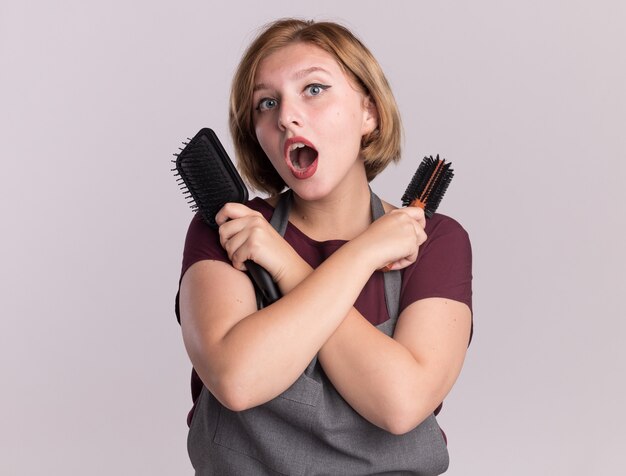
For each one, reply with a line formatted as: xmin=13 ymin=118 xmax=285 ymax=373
xmin=174 ymin=128 xmax=248 ymax=228
xmin=401 ymin=155 xmax=454 ymax=218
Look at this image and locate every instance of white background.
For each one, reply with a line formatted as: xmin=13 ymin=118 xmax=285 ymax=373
xmin=1 ymin=1 xmax=624 ymax=474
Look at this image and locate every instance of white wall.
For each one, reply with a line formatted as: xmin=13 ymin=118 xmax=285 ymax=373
xmin=1 ymin=0 xmax=624 ymax=474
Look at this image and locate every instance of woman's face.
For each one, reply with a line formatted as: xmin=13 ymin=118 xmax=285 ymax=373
xmin=252 ymin=42 xmax=378 ymax=200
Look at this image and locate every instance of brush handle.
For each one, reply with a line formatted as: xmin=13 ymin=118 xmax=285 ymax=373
xmin=246 ymin=260 xmax=282 ymax=303
xmin=379 ymin=201 xmax=426 ymax=272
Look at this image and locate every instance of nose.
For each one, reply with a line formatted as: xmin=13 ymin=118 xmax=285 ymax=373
xmin=277 ymin=97 xmax=302 ymax=131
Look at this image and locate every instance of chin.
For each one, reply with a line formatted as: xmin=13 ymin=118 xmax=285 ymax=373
xmin=287 ymin=180 xmax=334 ymax=202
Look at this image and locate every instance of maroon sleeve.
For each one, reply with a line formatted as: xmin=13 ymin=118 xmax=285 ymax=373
xmin=175 ymin=213 xmax=230 ymax=325
xmin=180 ymin=197 xmax=273 ymax=278
xmin=399 ymin=214 xmax=473 ymax=314
xmin=180 ymin=213 xmax=230 ymax=279
xmin=175 ymin=198 xmax=273 ymax=324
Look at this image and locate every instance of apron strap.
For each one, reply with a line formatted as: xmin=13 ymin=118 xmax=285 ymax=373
xmin=369 ymin=190 xmax=402 ymax=320
xmin=269 ymin=189 xmax=293 ymax=234
xmin=268 ymin=189 xmax=401 ymax=320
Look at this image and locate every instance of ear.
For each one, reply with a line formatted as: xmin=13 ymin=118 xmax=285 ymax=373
xmin=361 ymin=95 xmax=379 ymax=135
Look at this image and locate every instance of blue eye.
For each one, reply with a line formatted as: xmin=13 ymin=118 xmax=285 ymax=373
xmin=305 ymin=84 xmax=330 ymax=96
xmin=256 ymin=98 xmax=278 ymax=111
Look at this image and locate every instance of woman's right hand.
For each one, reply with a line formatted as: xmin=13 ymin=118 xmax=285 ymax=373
xmin=355 ymin=206 xmax=428 ymax=272
xmin=215 ymin=202 xmax=308 ymax=292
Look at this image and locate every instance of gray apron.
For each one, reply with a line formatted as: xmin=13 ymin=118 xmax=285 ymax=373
xmin=188 ymin=191 xmax=449 ymax=475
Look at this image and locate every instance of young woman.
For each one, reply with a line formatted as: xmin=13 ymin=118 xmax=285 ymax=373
xmin=176 ymin=18 xmax=472 ymax=475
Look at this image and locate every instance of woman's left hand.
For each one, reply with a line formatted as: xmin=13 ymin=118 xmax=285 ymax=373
xmin=352 ymin=206 xmax=428 ymax=272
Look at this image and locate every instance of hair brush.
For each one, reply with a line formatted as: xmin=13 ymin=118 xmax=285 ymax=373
xmin=402 ymin=154 xmax=453 ymax=218
xmin=381 ymin=155 xmax=453 ymax=271
xmin=173 ymin=128 xmax=281 ymax=303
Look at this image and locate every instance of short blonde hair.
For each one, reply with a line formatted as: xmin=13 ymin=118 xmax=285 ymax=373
xmin=230 ymin=18 xmax=403 ymax=196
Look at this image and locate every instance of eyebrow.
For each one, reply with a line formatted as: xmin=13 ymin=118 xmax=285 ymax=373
xmin=253 ymin=66 xmax=331 ymax=92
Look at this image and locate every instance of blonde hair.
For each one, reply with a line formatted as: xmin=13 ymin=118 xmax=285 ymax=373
xmin=230 ymin=18 xmax=403 ymax=195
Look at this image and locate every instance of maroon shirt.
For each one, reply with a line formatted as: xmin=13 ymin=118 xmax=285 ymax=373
xmin=177 ymin=197 xmax=472 ymax=322
xmin=175 ymin=196 xmax=473 ymax=425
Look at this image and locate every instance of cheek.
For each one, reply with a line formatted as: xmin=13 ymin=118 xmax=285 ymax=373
xmin=253 ymin=115 xmax=268 ymax=142
xmin=253 ymin=119 xmax=271 ymax=151
xmin=328 ymin=107 xmax=365 ymax=146
xmin=254 ymin=123 xmax=283 ymax=167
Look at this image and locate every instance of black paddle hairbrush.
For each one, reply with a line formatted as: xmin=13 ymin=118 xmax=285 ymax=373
xmin=173 ymin=128 xmax=281 ymax=303
xmin=402 ymin=155 xmax=454 ymax=218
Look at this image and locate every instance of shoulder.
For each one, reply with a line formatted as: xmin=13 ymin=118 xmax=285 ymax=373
xmin=247 ymin=196 xmax=274 ymax=220
xmin=180 ymin=213 xmax=224 ymax=277
xmin=180 ymin=197 xmax=273 ymax=278
xmin=378 ymin=198 xmax=470 ymax=245
xmin=185 ymin=196 xmax=273 ymax=238
xmin=417 ymin=212 xmax=472 ymax=270
xmin=424 ymin=213 xmax=470 ymax=244
xmin=400 ymin=212 xmax=473 ymax=312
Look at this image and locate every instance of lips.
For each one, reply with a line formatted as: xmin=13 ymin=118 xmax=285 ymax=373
xmin=284 ymin=137 xmax=319 ymax=179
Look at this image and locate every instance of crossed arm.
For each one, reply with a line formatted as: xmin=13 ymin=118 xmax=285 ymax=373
xmin=179 ymin=205 xmax=471 ymax=434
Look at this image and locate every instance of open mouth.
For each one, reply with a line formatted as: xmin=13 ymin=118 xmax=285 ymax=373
xmin=288 ymin=142 xmax=318 ymax=170
xmin=284 ymin=138 xmax=319 ymax=179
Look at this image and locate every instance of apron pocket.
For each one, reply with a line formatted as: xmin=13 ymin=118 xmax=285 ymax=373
xmin=213 ymin=372 xmax=321 ymax=476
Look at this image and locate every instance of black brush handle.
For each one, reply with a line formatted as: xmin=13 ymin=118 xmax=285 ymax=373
xmin=174 ymin=128 xmax=282 ymax=305
xmin=246 ymin=261 xmax=281 ymax=303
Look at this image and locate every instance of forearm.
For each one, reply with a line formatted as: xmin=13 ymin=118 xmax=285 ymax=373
xmin=190 ymin=204 xmax=433 ymax=411
xmin=317 ymin=312 xmax=441 ymax=435
xmin=209 ymin=239 xmax=376 ymax=410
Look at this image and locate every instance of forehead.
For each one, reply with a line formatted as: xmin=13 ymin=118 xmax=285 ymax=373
xmin=255 ymin=42 xmax=343 ymax=83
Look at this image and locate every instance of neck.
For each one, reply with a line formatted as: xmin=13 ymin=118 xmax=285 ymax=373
xmin=289 ymin=179 xmax=373 ymax=242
